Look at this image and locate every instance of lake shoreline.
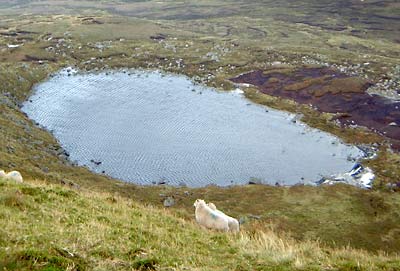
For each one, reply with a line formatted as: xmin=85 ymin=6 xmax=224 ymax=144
xmin=22 ymin=67 xmax=375 ymax=188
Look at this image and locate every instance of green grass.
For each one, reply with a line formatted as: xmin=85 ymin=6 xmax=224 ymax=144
xmin=0 ymin=178 xmax=399 ymax=270
xmin=0 ymin=2 xmax=399 ymax=268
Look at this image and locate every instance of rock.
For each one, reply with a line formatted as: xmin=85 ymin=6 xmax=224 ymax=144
xmin=239 ymin=217 xmax=247 ymax=224
xmin=248 ymin=177 xmax=262 ymax=185
xmin=290 ymin=113 xmax=304 ymax=123
xmin=6 ymin=145 xmax=15 ymax=154
xmin=386 ymin=183 xmax=397 ymax=190
xmin=163 ymin=197 xmax=175 ymax=207
xmin=68 ymin=181 xmax=80 ymax=190
xmin=90 ymin=159 xmax=102 ymax=165
xmin=0 ymin=94 xmax=17 ymax=109
xmin=32 ymin=155 xmax=40 ymax=160
xmin=183 ymin=191 xmax=190 ymax=196
xmin=317 ymin=163 xmax=375 ymax=189
xmin=248 ymin=214 xmax=261 ymax=220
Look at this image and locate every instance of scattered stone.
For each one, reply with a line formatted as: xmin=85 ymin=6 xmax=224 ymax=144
xmin=6 ymin=145 xmax=15 ymax=154
xmin=271 ymin=61 xmax=282 ymax=66
xmin=150 ymin=33 xmax=167 ymax=41
xmin=183 ymin=191 xmax=190 ymax=196
xmin=386 ymin=183 xmax=397 ymax=190
xmin=248 ymin=177 xmax=262 ymax=185
xmin=90 ymin=159 xmax=102 ymax=165
xmin=317 ymin=163 xmax=375 ymax=189
xmin=290 ymin=113 xmax=304 ymax=123
xmin=0 ymin=94 xmax=17 ymax=109
xmin=239 ymin=217 xmax=247 ymax=225
xmin=32 ymin=155 xmax=40 ymax=160
xmin=163 ymin=196 xmax=175 ymax=207
xmin=7 ymin=44 xmax=21 ymax=48
xmin=68 ymin=181 xmax=80 ymax=190
xmin=248 ymin=214 xmax=261 ymax=220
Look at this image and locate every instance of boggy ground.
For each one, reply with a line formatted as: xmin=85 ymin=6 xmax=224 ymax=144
xmin=231 ymin=67 xmax=400 ymax=150
xmin=0 ymin=0 xmax=399 ymax=259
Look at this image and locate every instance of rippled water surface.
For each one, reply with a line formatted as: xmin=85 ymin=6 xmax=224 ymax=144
xmin=22 ymin=70 xmax=363 ymax=187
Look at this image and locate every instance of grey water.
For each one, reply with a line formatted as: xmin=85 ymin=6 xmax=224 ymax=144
xmin=22 ymin=69 xmax=363 ymax=187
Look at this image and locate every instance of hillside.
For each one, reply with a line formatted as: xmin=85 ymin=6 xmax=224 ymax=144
xmin=0 ymin=1 xmax=399 ymax=270
xmin=1 ymin=177 xmax=399 ymax=271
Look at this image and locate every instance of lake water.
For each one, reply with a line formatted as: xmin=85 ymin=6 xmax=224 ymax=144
xmin=22 ymin=69 xmax=363 ymax=187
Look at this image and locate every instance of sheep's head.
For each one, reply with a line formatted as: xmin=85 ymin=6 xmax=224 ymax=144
xmin=193 ymin=199 xmax=205 ymax=208
xmin=0 ymin=170 xmax=6 ymax=178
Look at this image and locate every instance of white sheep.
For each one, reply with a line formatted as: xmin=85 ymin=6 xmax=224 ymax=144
xmin=208 ymin=202 xmax=240 ymax=232
xmin=0 ymin=169 xmax=23 ymax=183
xmin=193 ymin=199 xmax=229 ymax=231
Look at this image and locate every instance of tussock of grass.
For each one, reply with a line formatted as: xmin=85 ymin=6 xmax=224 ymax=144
xmin=0 ymin=178 xmax=398 ymax=270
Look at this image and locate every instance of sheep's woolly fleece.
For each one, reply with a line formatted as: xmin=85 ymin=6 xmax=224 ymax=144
xmin=0 ymin=170 xmax=23 ymax=183
xmin=208 ymin=202 xmax=240 ymax=232
xmin=194 ymin=199 xmax=239 ymax=232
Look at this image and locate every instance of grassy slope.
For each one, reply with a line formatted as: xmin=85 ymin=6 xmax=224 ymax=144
xmin=0 ymin=0 xmax=399 ymax=265
xmin=1 ymin=178 xmax=399 ymax=271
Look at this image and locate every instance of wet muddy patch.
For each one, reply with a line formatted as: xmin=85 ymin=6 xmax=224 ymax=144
xmin=22 ymin=69 xmax=363 ymax=187
xmin=231 ymin=67 xmax=400 ymax=150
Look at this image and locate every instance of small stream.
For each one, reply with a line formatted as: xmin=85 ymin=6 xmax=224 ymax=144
xmin=22 ymin=69 xmax=363 ymax=187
